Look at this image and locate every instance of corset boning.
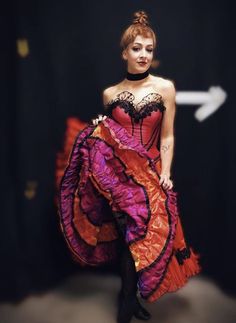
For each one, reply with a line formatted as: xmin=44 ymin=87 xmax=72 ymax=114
xmin=111 ymin=105 xmax=163 ymax=160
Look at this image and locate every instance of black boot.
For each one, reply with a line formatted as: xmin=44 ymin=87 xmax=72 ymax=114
xmin=116 ymin=245 xmax=137 ymax=323
xmin=133 ymin=296 xmax=151 ymax=320
xmin=117 ymin=291 xmax=151 ymax=321
xmin=117 ymin=294 xmax=136 ymax=323
xmin=113 ymin=211 xmax=151 ymax=322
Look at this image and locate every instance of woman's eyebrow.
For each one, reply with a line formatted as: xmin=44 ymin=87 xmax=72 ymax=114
xmin=133 ymin=42 xmax=153 ymax=47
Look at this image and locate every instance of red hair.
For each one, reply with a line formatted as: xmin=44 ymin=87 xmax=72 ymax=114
xmin=120 ymin=11 xmax=157 ymax=50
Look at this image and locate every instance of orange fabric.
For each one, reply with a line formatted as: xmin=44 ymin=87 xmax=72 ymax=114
xmin=55 ymin=117 xmax=87 ymax=190
xmin=56 ymin=117 xmax=201 ymax=300
xmin=73 ymin=195 xmax=118 ymax=245
xmin=92 ymin=123 xmax=173 ymax=271
xmin=91 ymin=121 xmax=201 ymax=302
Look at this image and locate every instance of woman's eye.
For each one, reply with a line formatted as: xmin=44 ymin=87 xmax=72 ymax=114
xmin=132 ymin=47 xmax=153 ymax=53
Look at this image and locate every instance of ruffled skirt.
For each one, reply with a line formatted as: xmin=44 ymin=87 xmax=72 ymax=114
xmin=57 ymin=117 xmax=201 ymax=303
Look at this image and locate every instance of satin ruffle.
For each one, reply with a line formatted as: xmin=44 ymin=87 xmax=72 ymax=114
xmin=57 ymin=117 xmax=201 ymax=302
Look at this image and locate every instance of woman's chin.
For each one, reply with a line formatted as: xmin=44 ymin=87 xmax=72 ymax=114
xmin=130 ymin=66 xmax=149 ymax=73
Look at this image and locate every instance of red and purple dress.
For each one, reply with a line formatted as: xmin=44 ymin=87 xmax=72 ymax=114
xmin=57 ymin=90 xmax=201 ymax=303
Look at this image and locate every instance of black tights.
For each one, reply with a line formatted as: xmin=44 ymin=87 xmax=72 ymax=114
xmin=119 ymin=239 xmax=138 ymax=299
xmin=112 ymin=211 xmax=139 ymax=322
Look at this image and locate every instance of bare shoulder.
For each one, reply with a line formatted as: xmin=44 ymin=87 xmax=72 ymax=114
xmin=151 ymin=75 xmax=176 ymax=100
xmin=102 ymin=83 xmax=122 ymax=106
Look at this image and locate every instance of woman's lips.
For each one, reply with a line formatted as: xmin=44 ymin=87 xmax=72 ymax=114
xmin=138 ymin=62 xmax=147 ymax=66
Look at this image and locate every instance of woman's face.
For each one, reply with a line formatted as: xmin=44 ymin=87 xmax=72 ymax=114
xmin=122 ymin=34 xmax=154 ymax=73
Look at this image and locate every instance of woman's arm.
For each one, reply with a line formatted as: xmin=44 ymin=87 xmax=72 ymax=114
xmin=159 ymin=80 xmax=176 ymax=189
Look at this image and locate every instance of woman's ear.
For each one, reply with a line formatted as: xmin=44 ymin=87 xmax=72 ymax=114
xmin=151 ymin=58 xmax=160 ymax=69
xmin=122 ymin=49 xmax=127 ymax=61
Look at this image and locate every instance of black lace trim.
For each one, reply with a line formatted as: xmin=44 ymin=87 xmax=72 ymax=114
xmin=175 ymin=247 xmax=191 ymax=265
xmin=104 ymin=91 xmax=166 ymax=123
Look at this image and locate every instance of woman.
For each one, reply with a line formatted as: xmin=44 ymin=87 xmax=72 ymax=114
xmin=58 ymin=10 xmax=201 ymax=323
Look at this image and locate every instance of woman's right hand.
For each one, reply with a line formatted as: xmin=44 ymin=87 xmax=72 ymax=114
xmin=92 ymin=114 xmax=107 ymax=125
xmin=159 ymin=173 xmax=174 ymax=190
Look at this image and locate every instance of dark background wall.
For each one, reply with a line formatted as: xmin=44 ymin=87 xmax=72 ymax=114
xmin=1 ymin=0 xmax=235 ymax=301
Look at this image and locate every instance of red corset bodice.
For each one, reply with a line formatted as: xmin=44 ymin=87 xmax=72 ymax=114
xmin=104 ymin=91 xmax=166 ymax=160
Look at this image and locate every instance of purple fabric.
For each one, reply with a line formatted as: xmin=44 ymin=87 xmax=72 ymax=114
xmin=59 ymin=125 xmax=118 ymax=265
xmin=58 ymin=118 xmax=180 ymax=298
xmin=89 ymin=139 xmax=151 ymax=242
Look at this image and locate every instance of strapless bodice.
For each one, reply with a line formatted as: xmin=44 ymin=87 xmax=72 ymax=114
xmin=104 ymin=91 xmax=166 ymax=160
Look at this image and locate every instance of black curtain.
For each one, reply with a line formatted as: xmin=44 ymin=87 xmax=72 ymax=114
xmin=1 ymin=0 xmax=235 ymax=301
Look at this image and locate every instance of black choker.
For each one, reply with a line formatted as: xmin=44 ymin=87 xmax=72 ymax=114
xmin=126 ymin=69 xmax=149 ymax=81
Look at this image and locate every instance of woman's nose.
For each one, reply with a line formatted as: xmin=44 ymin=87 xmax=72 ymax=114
xmin=140 ymin=49 xmax=147 ymax=58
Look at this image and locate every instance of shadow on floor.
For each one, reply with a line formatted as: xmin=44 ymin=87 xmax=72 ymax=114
xmin=0 ymin=273 xmax=236 ymax=323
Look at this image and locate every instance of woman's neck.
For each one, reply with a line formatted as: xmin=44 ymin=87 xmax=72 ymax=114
xmin=126 ymin=69 xmax=150 ymax=81
xmin=123 ymin=71 xmax=151 ymax=88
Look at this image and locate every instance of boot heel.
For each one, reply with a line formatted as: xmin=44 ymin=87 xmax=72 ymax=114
xmin=117 ymin=296 xmax=136 ymax=323
xmin=133 ymin=297 xmax=151 ymax=320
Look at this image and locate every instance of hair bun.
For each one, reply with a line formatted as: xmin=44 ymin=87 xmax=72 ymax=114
xmin=132 ymin=10 xmax=149 ymax=26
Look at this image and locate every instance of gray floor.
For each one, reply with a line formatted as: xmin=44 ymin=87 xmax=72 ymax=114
xmin=0 ymin=273 xmax=236 ymax=323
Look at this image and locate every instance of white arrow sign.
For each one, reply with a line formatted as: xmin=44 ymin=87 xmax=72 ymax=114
xmin=176 ymin=86 xmax=227 ymax=122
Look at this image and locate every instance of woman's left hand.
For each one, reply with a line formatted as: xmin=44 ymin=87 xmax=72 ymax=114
xmin=92 ymin=114 xmax=107 ymax=125
xmin=159 ymin=173 xmax=174 ymax=190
